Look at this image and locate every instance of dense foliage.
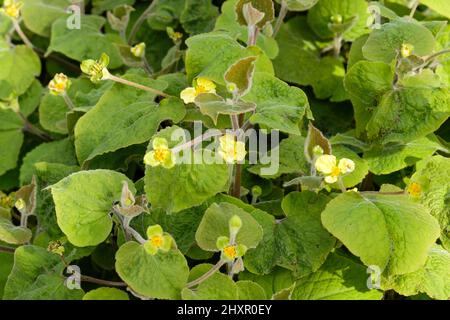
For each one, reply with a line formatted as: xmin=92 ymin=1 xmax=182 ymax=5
xmin=0 ymin=0 xmax=449 ymax=300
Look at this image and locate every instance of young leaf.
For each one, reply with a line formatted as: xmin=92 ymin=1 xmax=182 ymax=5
xmin=235 ymin=0 xmax=275 ymax=28
xmin=304 ymin=122 xmax=332 ymax=164
xmin=0 ymin=216 xmax=32 ymax=244
xmin=224 ymin=56 xmax=258 ymax=98
xmin=195 ymin=202 xmax=263 ymax=251
xmin=82 ymin=287 xmax=130 ymax=300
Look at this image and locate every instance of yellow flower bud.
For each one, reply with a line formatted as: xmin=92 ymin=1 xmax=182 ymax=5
xmin=48 ymin=73 xmax=71 ymax=96
xmin=130 ymin=42 xmax=146 ymax=58
xmin=400 ymin=43 xmax=414 ymax=58
xmin=15 ymin=198 xmax=25 ymax=211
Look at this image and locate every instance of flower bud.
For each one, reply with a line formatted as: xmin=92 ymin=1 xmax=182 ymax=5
xmin=229 ymin=215 xmax=242 ymax=234
xmin=131 ymin=42 xmax=146 ymax=58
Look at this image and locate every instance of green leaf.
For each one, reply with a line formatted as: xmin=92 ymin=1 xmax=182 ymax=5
xmin=195 ymin=93 xmax=256 ymax=124
xmin=276 ymin=191 xmax=335 ymax=275
xmin=185 ymin=32 xmax=274 ymax=83
xmin=0 ymin=216 xmax=32 ymax=245
xmin=92 ymin=0 xmax=135 ymax=14
xmin=181 ymin=264 xmax=238 ymax=300
xmin=74 ymin=75 xmax=183 ymax=164
xmin=3 ymin=245 xmax=84 ymax=300
xmin=364 ymin=136 xmax=448 ymax=175
xmin=146 ymin=0 xmax=184 ymax=31
xmin=50 ymin=170 xmax=135 ymax=247
xmin=196 ymin=202 xmax=263 ymax=251
xmin=409 ymin=155 xmax=450 ymax=249
xmin=366 ymin=85 xmax=450 ymax=144
xmin=0 ymin=43 xmax=41 ymax=96
xmin=245 ymin=191 xmax=335 ymax=276
xmin=239 ymin=267 xmax=294 ymax=298
xmin=19 ymin=79 xmax=43 ymax=117
xmin=39 ymin=78 xmax=110 ymax=135
xmin=291 ymin=252 xmax=383 ymax=300
xmin=0 ymin=109 xmax=24 ymax=176
xmin=236 ymin=280 xmax=267 ymax=299
xmin=246 ymin=72 xmax=310 ymax=135
xmin=322 ymin=192 xmax=441 ymax=275
xmin=214 ymin=0 xmax=279 ymax=59
xmin=275 ymin=0 xmax=319 ymax=12
xmin=382 ymin=245 xmax=450 ymax=300
xmin=362 ymin=18 xmax=436 ymax=63
xmin=307 ymin=0 xmax=370 ymax=41
xmin=344 ymin=60 xmax=394 ymax=135
xmin=420 ymin=0 xmax=450 ymax=18
xmin=22 ymin=0 xmax=70 ymax=37
xmin=144 ymin=127 xmax=229 ymax=213
xmin=115 ymin=241 xmax=189 ymax=299
xmin=47 ymin=15 xmax=123 ymax=69
xmin=82 ymin=287 xmax=130 ymax=300
xmin=180 ymin=0 xmax=219 ymax=35
xmin=0 ymin=252 xmax=14 ymax=298
xmin=20 ymin=138 xmax=78 ymax=185
xmin=249 ymin=135 xmax=309 ymax=179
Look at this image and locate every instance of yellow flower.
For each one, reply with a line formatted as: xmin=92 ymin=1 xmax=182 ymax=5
xmin=216 ymin=236 xmax=247 ymax=262
xmin=15 ymin=198 xmax=25 ymax=211
xmin=80 ymin=53 xmax=110 ymax=83
xmin=143 ymin=137 xmax=175 ymax=169
xmin=407 ymin=182 xmax=421 ymax=198
xmin=130 ymin=42 xmax=146 ymax=58
xmin=401 ymin=43 xmax=414 ymax=58
xmin=48 ymin=73 xmax=71 ymax=96
xmin=143 ymin=225 xmax=173 ymax=255
xmin=1 ymin=0 xmax=22 ymax=19
xmin=218 ymin=134 xmax=246 ymax=164
xmin=315 ymin=155 xmax=355 ymax=184
xmin=180 ymin=77 xmax=216 ymax=104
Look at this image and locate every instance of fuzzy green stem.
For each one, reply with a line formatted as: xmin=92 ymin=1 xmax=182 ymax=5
xmin=106 ymin=73 xmax=169 ymax=97
xmin=128 ymin=0 xmax=158 ymax=44
xmin=80 ymin=275 xmax=127 ymax=287
xmin=62 ymin=92 xmax=75 ymax=110
xmin=273 ymin=0 xmax=288 ymax=38
xmin=12 ymin=20 xmax=34 ymax=49
xmin=185 ymin=260 xmax=226 ymax=288
xmin=409 ymin=0 xmax=420 ymax=18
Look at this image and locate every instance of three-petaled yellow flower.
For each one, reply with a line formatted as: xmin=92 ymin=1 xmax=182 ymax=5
xmin=80 ymin=53 xmax=110 ymax=83
xmin=218 ymin=134 xmax=246 ymax=164
xmin=216 ymin=236 xmax=247 ymax=262
xmin=400 ymin=43 xmax=414 ymax=58
xmin=180 ymin=77 xmax=216 ymax=104
xmin=1 ymin=0 xmax=22 ymax=19
xmin=407 ymin=182 xmax=421 ymax=198
xmin=131 ymin=42 xmax=146 ymax=58
xmin=48 ymin=73 xmax=71 ymax=96
xmin=143 ymin=137 xmax=175 ymax=169
xmin=315 ymin=154 xmax=355 ymax=184
xmin=143 ymin=225 xmax=173 ymax=255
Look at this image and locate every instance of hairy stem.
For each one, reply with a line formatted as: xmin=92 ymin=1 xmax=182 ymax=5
xmin=185 ymin=260 xmax=226 ymax=288
xmin=107 ymin=74 xmax=169 ymax=97
xmin=409 ymin=0 xmax=420 ymax=18
xmin=128 ymin=0 xmax=158 ymax=44
xmin=12 ymin=20 xmax=34 ymax=49
xmin=62 ymin=92 xmax=76 ymax=110
xmin=19 ymin=113 xmax=53 ymax=141
xmin=172 ymin=130 xmax=224 ymax=154
xmin=232 ymin=163 xmax=242 ymax=198
xmin=273 ymin=0 xmax=288 ymax=38
xmin=80 ymin=275 xmax=127 ymax=287
xmin=337 ymin=177 xmax=346 ymax=193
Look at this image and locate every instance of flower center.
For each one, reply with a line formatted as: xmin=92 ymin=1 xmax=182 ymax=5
xmin=150 ymin=235 xmax=163 ymax=248
xmin=195 ymin=85 xmax=208 ymax=95
xmin=223 ymin=245 xmax=237 ymax=259
xmin=154 ymin=148 xmax=169 ymax=162
xmin=408 ymin=182 xmax=421 ymax=197
xmin=330 ymin=166 xmax=341 ymax=177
